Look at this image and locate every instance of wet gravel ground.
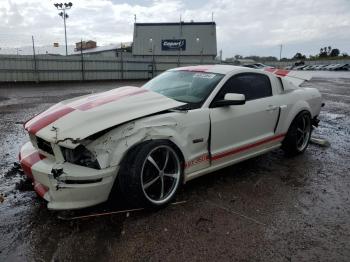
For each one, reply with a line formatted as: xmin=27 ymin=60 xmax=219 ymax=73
xmin=1 ymin=73 xmax=350 ymax=261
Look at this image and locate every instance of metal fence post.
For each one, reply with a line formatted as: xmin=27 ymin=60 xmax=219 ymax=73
xmin=32 ymin=36 xmax=39 ymax=83
xmin=80 ymin=39 xmax=85 ymax=81
xmin=120 ymin=49 xmax=124 ymax=80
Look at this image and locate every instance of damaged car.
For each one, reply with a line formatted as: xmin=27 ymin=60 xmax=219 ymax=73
xmin=19 ymin=65 xmax=322 ymax=210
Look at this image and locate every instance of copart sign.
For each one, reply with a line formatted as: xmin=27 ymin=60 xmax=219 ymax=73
xmin=161 ymin=39 xmax=186 ymax=51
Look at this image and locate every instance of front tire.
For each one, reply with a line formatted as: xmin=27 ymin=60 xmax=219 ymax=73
xmin=282 ymin=111 xmax=312 ymax=156
xmin=118 ymin=140 xmax=183 ymax=208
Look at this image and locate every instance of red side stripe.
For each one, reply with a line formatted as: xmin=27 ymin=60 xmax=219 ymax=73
xmin=211 ymin=134 xmax=285 ymax=161
xmin=185 ymin=134 xmax=285 ymax=168
xmin=20 ymin=151 xmax=46 ymax=179
xmin=26 ymin=106 xmax=74 ymax=134
xmin=185 ymin=154 xmax=210 ymax=168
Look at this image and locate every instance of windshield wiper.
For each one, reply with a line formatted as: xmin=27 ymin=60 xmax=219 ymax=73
xmin=174 ymin=103 xmax=197 ymax=111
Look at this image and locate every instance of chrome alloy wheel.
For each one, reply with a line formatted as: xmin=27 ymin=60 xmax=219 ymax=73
xmin=141 ymin=145 xmax=181 ymax=205
xmin=296 ymin=113 xmax=311 ymax=151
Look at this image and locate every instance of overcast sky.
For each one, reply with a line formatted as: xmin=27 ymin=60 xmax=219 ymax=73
xmin=1 ymin=0 xmax=350 ymax=58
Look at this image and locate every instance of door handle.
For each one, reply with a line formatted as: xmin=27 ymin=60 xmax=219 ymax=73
xmin=266 ymin=105 xmax=278 ymax=112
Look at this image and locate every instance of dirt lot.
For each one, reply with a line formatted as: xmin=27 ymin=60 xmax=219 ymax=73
xmin=1 ymin=73 xmax=350 ymax=262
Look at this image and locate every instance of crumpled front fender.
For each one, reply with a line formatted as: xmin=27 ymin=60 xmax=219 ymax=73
xmin=86 ymin=110 xmax=210 ymax=173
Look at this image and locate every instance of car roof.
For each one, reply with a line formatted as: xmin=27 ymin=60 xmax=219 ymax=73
xmin=169 ymin=64 xmax=257 ymax=75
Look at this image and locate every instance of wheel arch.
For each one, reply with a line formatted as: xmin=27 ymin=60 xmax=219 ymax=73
xmin=281 ymin=101 xmax=313 ymax=133
xmin=120 ymin=138 xmax=186 ymax=169
xmin=289 ymin=109 xmax=312 ymax=127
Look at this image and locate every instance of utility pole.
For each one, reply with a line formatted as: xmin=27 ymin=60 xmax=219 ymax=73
xmin=279 ymin=44 xmax=283 ymax=61
xmin=54 ymin=2 xmax=73 ymax=56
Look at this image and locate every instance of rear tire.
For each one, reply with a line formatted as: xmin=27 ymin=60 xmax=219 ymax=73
xmin=282 ymin=111 xmax=312 ymax=156
xmin=118 ymin=140 xmax=183 ymax=208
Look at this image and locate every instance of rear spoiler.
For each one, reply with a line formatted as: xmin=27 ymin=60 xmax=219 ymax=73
xmin=264 ymin=68 xmax=312 ymax=87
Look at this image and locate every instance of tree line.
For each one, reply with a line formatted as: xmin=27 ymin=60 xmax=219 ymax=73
xmin=226 ymin=46 xmax=348 ymax=62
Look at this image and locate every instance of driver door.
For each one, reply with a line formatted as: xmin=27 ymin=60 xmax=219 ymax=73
xmin=209 ymin=73 xmax=280 ymax=165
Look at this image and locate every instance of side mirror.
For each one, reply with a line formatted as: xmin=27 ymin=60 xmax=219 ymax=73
xmin=212 ymin=93 xmax=246 ymax=107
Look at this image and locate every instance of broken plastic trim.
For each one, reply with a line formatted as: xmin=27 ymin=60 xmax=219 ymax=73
xmin=51 ymin=168 xmax=64 ymax=179
xmin=61 ymin=145 xmax=101 ymax=170
xmin=36 ymin=136 xmax=54 ymax=155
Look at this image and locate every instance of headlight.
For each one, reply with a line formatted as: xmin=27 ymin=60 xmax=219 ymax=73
xmin=61 ymin=145 xmax=101 ymax=169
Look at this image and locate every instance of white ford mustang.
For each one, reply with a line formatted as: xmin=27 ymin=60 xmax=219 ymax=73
xmin=19 ymin=65 xmax=322 ymax=210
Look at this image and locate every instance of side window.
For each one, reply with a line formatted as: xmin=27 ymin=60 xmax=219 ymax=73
xmin=216 ymin=73 xmax=272 ymax=101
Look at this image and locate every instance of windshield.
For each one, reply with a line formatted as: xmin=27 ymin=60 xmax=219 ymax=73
xmin=143 ymin=71 xmax=224 ymax=105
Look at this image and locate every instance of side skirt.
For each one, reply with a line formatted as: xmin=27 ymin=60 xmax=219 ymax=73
xmin=184 ymin=143 xmax=281 ymax=183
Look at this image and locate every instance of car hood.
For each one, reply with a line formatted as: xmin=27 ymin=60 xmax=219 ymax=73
xmin=25 ymin=86 xmax=185 ymax=144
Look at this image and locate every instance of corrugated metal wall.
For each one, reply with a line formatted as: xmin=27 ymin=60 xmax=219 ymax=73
xmin=2 ymin=55 xmax=347 ymax=82
xmin=0 ymin=55 xmax=217 ymax=82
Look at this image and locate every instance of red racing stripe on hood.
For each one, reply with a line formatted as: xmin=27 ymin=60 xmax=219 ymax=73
xmin=26 ymin=106 xmax=75 ymax=134
xmin=73 ymin=88 xmax=148 ymax=111
xmin=25 ymin=87 xmax=148 ymax=134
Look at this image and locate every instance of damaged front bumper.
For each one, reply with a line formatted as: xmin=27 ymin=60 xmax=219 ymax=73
xmin=19 ymin=142 xmax=118 ymax=210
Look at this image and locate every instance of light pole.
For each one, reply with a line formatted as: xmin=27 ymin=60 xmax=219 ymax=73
xmin=149 ymin=38 xmax=155 ymax=77
xmin=196 ymin=37 xmax=203 ymax=64
xmin=54 ymin=2 xmax=73 ymax=56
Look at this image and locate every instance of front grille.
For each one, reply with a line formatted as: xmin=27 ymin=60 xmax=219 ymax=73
xmin=36 ymin=137 xmax=54 ymax=155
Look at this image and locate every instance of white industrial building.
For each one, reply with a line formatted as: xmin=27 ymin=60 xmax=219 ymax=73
xmin=132 ymin=22 xmax=217 ymax=61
